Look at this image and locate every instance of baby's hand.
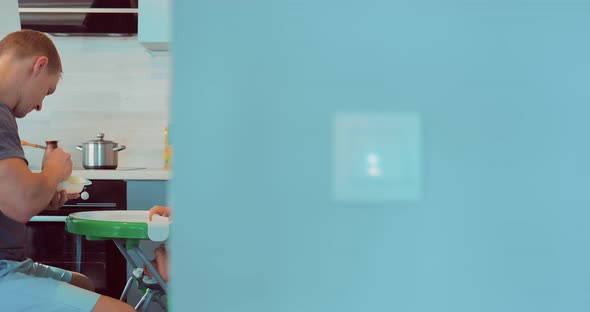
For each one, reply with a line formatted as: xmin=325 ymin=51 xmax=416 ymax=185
xmin=149 ymin=205 xmax=172 ymax=221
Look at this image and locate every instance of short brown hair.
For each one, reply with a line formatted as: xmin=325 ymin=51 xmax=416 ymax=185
xmin=0 ymin=29 xmax=62 ymax=74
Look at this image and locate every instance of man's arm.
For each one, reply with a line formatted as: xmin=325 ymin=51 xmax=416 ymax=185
xmin=0 ymin=149 xmax=71 ymax=223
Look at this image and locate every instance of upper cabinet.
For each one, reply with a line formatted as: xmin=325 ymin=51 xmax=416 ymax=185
xmin=138 ymin=0 xmax=171 ymax=52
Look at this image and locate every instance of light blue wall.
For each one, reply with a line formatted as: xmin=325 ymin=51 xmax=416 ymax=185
xmin=170 ymin=1 xmax=590 ymax=311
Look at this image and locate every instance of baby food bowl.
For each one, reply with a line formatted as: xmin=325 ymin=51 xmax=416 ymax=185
xmin=57 ymin=176 xmax=92 ymax=194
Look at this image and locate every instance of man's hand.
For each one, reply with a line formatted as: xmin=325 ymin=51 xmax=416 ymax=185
xmin=42 ymin=148 xmax=73 ymax=182
xmin=46 ymin=191 xmax=80 ymax=210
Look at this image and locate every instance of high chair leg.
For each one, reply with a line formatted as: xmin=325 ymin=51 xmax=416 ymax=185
xmin=120 ymin=276 xmax=135 ymax=301
xmin=135 ymin=289 xmax=156 ymax=312
xmin=139 ymin=290 xmax=156 ymax=312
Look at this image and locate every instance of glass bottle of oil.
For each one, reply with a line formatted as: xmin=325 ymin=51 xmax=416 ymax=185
xmin=164 ymin=126 xmax=173 ymax=170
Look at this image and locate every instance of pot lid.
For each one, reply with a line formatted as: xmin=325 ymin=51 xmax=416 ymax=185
xmin=85 ymin=133 xmax=117 ymax=144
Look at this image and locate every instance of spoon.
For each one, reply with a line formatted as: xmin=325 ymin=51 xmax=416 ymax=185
xmin=21 ymin=140 xmax=46 ymax=150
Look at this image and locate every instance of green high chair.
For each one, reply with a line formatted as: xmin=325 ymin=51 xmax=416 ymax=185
xmin=66 ymin=210 xmax=170 ymax=312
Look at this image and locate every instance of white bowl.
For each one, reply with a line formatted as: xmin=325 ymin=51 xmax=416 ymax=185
xmin=57 ymin=176 xmax=92 ymax=194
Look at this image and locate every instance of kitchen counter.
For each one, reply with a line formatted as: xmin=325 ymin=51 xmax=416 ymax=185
xmin=32 ymin=168 xmax=171 ymax=180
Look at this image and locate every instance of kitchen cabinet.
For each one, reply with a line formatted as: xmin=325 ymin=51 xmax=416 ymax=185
xmin=138 ymin=0 xmax=171 ymax=52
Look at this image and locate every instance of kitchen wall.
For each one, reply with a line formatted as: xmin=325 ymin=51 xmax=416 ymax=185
xmin=17 ymin=36 xmax=170 ymax=169
xmin=171 ymin=1 xmax=590 ymax=312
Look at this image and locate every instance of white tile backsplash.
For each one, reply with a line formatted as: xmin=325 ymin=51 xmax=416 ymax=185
xmin=17 ymin=36 xmax=171 ymax=169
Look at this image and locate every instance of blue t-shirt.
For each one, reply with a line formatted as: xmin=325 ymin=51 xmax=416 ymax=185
xmin=0 ymin=102 xmax=28 ymax=261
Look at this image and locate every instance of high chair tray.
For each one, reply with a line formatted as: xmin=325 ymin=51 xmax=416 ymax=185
xmin=66 ymin=210 xmax=169 ymax=241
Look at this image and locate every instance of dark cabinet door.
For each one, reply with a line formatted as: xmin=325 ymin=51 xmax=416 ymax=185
xmin=25 ymin=221 xmax=126 ymax=298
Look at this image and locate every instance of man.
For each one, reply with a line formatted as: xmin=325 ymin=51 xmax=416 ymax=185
xmin=0 ymin=30 xmax=134 ymax=312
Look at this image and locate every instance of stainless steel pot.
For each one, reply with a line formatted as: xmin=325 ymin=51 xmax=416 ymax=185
xmin=76 ymin=133 xmax=126 ymax=169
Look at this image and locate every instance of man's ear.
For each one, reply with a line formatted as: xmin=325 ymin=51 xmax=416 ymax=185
xmin=32 ymin=56 xmax=49 ymax=75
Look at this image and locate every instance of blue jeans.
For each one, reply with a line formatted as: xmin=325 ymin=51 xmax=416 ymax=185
xmin=0 ymin=258 xmax=100 ymax=312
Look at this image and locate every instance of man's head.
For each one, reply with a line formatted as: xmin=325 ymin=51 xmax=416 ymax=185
xmin=0 ymin=30 xmax=62 ymax=118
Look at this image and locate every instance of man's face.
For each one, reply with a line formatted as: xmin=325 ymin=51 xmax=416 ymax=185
xmin=14 ymin=59 xmax=60 ymax=119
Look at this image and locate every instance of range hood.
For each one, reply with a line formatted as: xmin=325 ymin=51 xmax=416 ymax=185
xmin=17 ymin=0 xmax=138 ymax=35
xmin=0 ymin=0 xmax=21 ymax=39
xmin=16 ymin=0 xmax=171 ymax=52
